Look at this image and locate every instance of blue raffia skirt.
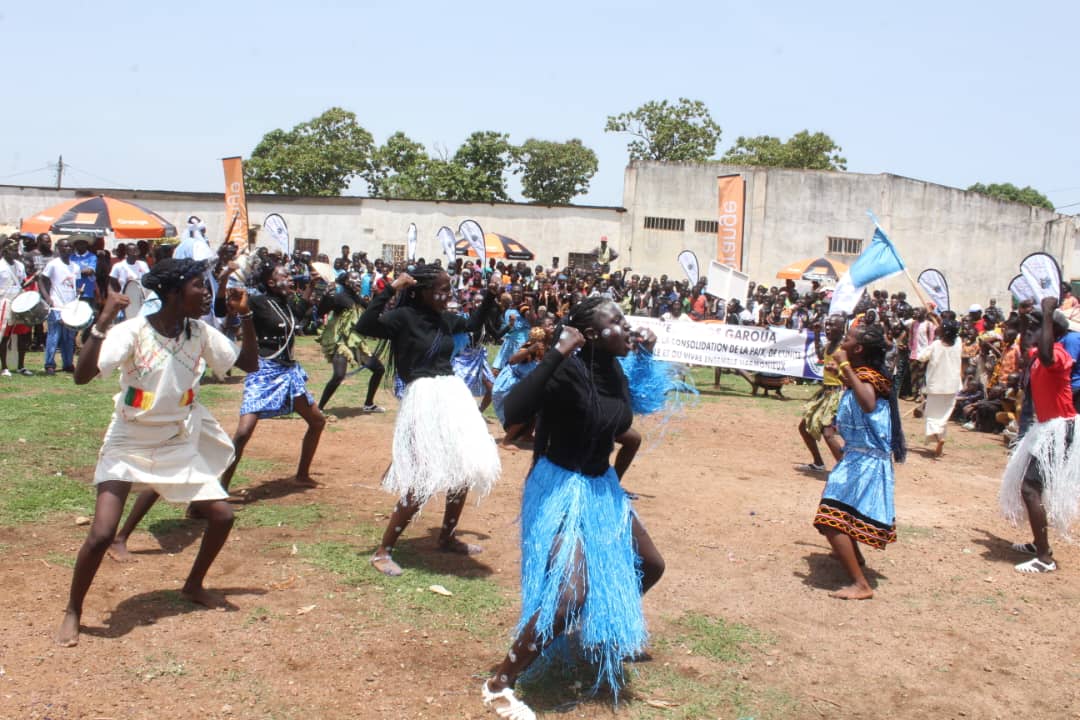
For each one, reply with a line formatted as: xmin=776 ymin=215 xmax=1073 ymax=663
xmin=517 ymin=457 xmax=647 ymax=694
xmin=240 ymin=357 xmax=314 ymax=419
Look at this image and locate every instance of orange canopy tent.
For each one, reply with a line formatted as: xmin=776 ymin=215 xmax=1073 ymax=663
xmin=20 ymin=195 xmax=177 ymax=239
xmin=776 ymin=256 xmax=848 ymax=282
xmin=455 ymin=232 xmax=535 ymax=261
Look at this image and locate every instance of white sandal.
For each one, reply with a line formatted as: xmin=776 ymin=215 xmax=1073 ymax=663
xmin=1015 ymin=557 xmax=1057 ymax=574
xmin=482 ymin=680 xmax=536 ymax=720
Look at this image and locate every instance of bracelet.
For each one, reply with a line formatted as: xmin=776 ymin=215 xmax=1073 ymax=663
xmin=89 ymin=325 xmax=107 ymax=340
xmin=237 ymin=312 xmax=254 ymax=319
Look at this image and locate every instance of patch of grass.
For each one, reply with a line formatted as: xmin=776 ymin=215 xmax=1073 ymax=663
xmin=236 ymin=503 xmax=327 ymax=529
xmin=133 ymin=652 xmax=187 ymax=682
xmin=301 ymin=538 xmax=508 ymax=633
xmin=673 ymin=612 xmax=769 ymax=663
xmin=230 ymin=457 xmax=280 ymax=490
xmin=0 ymin=475 xmax=94 ymax=525
xmin=628 ymin=664 xmax=799 ymax=720
xmin=245 ymin=605 xmax=273 ymax=625
xmin=44 ymin=551 xmax=75 ymax=568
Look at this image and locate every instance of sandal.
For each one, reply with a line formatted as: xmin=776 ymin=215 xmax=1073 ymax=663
xmin=482 ymin=680 xmax=536 ymax=720
xmin=1015 ymin=557 xmax=1056 ymax=574
xmin=1010 ymin=542 xmax=1037 ymax=555
xmin=797 ymin=463 xmax=827 ymax=474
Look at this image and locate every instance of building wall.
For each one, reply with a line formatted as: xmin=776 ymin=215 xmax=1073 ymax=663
xmin=4 ymin=164 xmax=1076 ymax=311
xmin=0 ymin=185 xmax=626 ymax=269
xmin=623 ymin=161 xmax=1079 ymax=309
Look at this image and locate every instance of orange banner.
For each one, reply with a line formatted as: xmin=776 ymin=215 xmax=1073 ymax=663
xmin=222 ymin=157 xmax=249 ymax=250
xmin=716 ymin=174 xmax=745 ymax=270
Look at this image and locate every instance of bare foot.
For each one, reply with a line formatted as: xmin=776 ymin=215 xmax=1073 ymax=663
xmin=438 ymin=537 xmax=483 ymax=555
xmin=371 ymin=552 xmax=403 ymax=576
xmin=56 ymin=609 xmax=80 ymax=647
xmin=293 ymin=475 xmax=322 ymax=488
xmin=934 ymin=439 xmax=945 ymax=457
xmin=829 ymin=584 xmax=874 ymax=600
xmin=107 ymin=540 xmax=135 ymax=563
xmin=180 ymin=586 xmax=233 ymax=609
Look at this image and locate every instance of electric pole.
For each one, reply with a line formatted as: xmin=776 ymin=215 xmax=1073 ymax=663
xmin=55 ymin=155 xmax=63 ymax=190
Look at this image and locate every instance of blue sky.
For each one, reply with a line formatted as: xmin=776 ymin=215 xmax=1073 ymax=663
xmin=3 ymin=0 xmax=1077 ymax=210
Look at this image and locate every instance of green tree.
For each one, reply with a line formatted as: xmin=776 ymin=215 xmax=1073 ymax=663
xmin=451 ymin=131 xmax=514 ymax=202
xmin=721 ymin=130 xmax=847 ymax=170
xmin=364 ymin=131 xmax=431 ymax=199
xmin=967 ymin=182 xmax=1054 ymax=210
xmin=245 ymin=107 xmax=373 ymax=196
xmin=604 ymin=98 xmax=722 ymax=162
xmin=513 ymin=138 xmax=599 ymax=204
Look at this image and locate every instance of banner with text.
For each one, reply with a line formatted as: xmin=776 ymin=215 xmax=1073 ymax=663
xmin=716 ymin=174 xmax=746 ymax=270
xmin=633 ymin=316 xmax=823 ymax=380
xmin=221 ymin=157 xmax=250 ymax=250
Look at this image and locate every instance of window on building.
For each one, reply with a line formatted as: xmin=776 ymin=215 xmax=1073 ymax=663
xmin=643 ymin=216 xmax=685 ymax=232
xmin=827 ymin=236 xmax=863 ymax=255
xmin=382 ymin=243 xmax=405 ymax=264
xmin=695 ymin=219 xmax=719 ymax=234
xmin=567 ymin=251 xmax=596 ymax=269
xmin=294 ymin=238 xmax=320 ymax=256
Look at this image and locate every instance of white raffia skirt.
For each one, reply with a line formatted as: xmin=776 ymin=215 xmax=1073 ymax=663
xmin=382 ymin=374 xmax=500 ymax=504
xmin=94 ymin=404 xmax=233 ymax=504
xmin=999 ymin=417 xmax=1080 ymax=538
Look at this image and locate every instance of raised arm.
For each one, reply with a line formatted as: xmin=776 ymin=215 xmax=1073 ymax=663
xmin=1038 ymin=296 xmax=1057 ymax=366
xmin=833 ymin=346 xmax=878 ymax=414
xmin=356 ymin=274 xmax=413 ymax=339
xmin=228 ymin=289 xmax=259 ymax=373
xmin=503 ymin=327 xmax=584 ymax=426
xmin=465 ymin=282 xmax=499 ymax=333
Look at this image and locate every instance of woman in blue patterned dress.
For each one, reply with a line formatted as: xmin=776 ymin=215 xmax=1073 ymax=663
xmin=219 ymin=261 xmax=326 ymax=490
xmin=812 ymin=322 xmax=904 ymax=600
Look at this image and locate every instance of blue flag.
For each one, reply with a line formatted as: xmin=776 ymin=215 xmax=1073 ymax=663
xmin=849 ymin=223 xmax=905 ymax=287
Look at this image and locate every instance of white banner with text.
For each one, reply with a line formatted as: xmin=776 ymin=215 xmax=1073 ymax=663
xmin=632 ymin=317 xmax=823 ymax=380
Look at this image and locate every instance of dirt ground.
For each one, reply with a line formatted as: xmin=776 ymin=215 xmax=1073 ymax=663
xmin=3 ymin=343 xmax=1080 ymax=719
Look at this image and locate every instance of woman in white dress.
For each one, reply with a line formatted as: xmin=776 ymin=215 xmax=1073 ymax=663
xmin=918 ymin=317 xmax=962 ymax=457
xmin=56 ymin=258 xmax=258 ymax=647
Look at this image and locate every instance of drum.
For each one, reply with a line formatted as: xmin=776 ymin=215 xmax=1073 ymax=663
xmin=10 ymin=291 xmax=49 ymax=325
xmin=123 ymin=280 xmax=145 ymax=318
xmin=60 ymin=300 xmax=94 ymax=331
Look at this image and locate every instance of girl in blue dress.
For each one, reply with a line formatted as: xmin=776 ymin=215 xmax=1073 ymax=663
xmin=493 ymin=297 xmax=532 ymax=372
xmin=812 ymin=322 xmax=905 ymax=600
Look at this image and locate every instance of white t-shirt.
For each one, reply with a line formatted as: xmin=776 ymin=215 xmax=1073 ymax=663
xmin=110 ymin=260 xmax=150 ymax=289
xmin=42 ymin=257 xmax=79 ymax=308
xmin=918 ymin=339 xmax=963 ymax=395
xmin=0 ymin=258 xmax=27 ymax=300
xmin=97 ymin=316 xmax=239 ymax=425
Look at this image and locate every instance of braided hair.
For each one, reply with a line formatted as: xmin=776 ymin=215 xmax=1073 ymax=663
xmin=396 ymin=263 xmax=445 ymax=311
xmin=141 ymin=258 xmax=208 ymax=297
xmin=140 ymin=258 xmax=209 ymax=338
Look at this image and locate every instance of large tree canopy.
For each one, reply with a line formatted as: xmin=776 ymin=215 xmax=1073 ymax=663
xmin=514 ymin=138 xmax=599 ymax=205
xmin=605 ymin=98 xmax=722 ymax=162
xmin=721 ymin=130 xmax=847 ymax=171
xmin=245 ymin=107 xmax=373 ymax=196
xmin=967 ymin=182 xmax=1054 ymax=210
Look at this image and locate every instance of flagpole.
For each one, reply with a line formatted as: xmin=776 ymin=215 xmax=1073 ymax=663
xmin=904 ymin=267 xmax=934 ymax=309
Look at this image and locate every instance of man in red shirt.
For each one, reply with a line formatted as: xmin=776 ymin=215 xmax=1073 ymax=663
xmin=1001 ymin=296 xmax=1076 ymax=573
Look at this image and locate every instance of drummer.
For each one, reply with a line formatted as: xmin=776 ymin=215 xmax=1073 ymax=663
xmin=109 ymin=243 xmax=150 ymax=292
xmin=38 ymin=238 xmax=79 ymax=375
xmin=0 ymin=239 xmax=34 ymax=376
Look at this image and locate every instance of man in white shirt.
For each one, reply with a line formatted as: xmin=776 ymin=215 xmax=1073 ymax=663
xmin=0 ymin=238 xmax=33 ymax=376
xmin=38 ymin=238 xmax=79 ymax=375
xmin=109 ymin=242 xmax=150 ymax=291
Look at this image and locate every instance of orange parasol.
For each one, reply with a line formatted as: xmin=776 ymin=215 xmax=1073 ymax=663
xmin=21 ymin=195 xmax=177 ymax=239
xmin=455 ymin=232 xmax=535 ymax=261
xmin=776 ymin=256 xmax=848 ymax=282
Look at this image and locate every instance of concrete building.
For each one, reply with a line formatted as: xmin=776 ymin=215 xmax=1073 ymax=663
xmin=1 ymin=160 xmax=1075 ymax=308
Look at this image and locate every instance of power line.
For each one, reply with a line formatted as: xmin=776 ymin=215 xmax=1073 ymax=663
xmin=0 ymin=165 xmax=53 ymax=181
xmin=1053 ymin=199 xmax=1080 ymax=211
xmin=63 ymin=164 xmax=130 ymax=189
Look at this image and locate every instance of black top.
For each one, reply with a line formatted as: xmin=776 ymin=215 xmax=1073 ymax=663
xmin=504 ymin=347 xmax=634 ymax=476
xmin=318 ymin=286 xmax=360 ymax=316
xmin=248 ymin=293 xmax=309 ymax=364
xmin=356 ymin=287 xmax=493 ymax=383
